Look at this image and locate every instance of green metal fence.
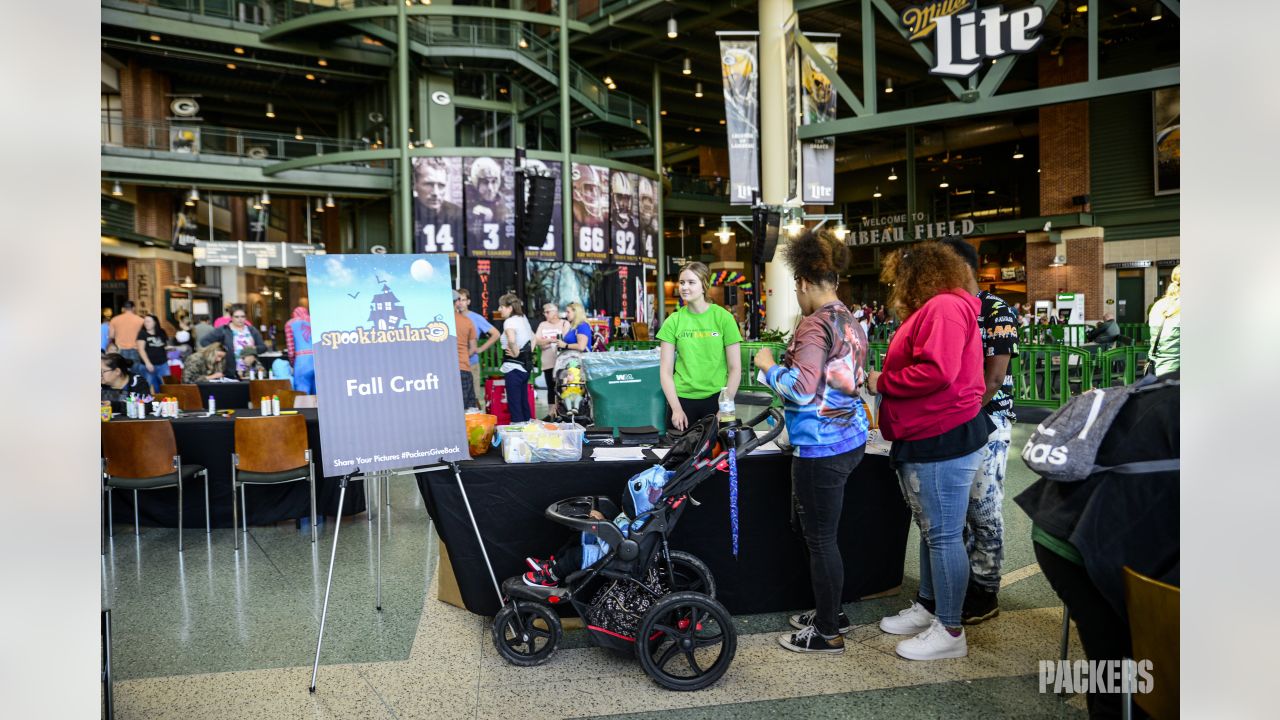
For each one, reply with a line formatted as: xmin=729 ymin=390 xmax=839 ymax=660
xmin=1010 ymin=345 xmax=1095 ymax=408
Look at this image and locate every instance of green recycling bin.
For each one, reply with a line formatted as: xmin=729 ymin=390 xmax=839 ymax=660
xmin=580 ymin=349 xmax=666 ymax=432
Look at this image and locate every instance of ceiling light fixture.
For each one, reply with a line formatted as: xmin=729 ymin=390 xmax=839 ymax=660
xmin=260 ymin=190 xmax=271 ymax=206
xmin=519 ymin=37 xmax=529 ymax=48
xmin=832 ymin=221 xmax=849 ymax=241
xmin=185 ymin=186 xmax=199 ymax=206
xmin=888 ymin=167 xmax=898 ymax=181
xmin=317 ymin=58 xmax=328 ymax=66
xmin=424 ymin=138 xmax=435 ymax=148
xmin=694 ymin=127 xmax=702 ymax=133
xmin=180 ymin=275 xmax=198 ymax=289
xmin=1151 ymin=2 xmax=1163 ymax=20
xmin=265 ymin=102 xmax=275 ymax=118
xmin=682 ymin=58 xmax=692 ymax=75
xmin=698 ymin=216 xmax=705 ymax=228
xmin=149 ymin=34 xmax=161 ymax=42
xmin=325 ymin=193 xmax=336 ymax=208
xmin=719 ymin=118 xmax=726 ymax=125
xmin=111 ymin=181 xmax=123 ymax=197
xmin=885 ymin=77 xmax=894 ymax=94
xmin=253 ymin=198 xmax=262 ymax=211
xmin=1076 ymin=3 xmax=1088 ymax=11
xmin=295 ymin=127 xmax=304 ymax=140
xmin=660 ymin=109 xmax=667 ymax=116
xmin=234 ymin=47 xmax=245 ymax=55
xmin=987 ymin=189 xmax=996 ymax=195
xmin=305 ymin=73 xmax=316 ymax=80
xmin=315 ymin=198 xmax=325 ymax=213
xmin=694 ymin=82 xmax=703 ymax=98
xmin=1012 ymin=145 xmax=1025 ymax=159
xmin=716 ymin=222 xmax=733 ymax=244
xmin=603 ymin=75 xmax=613 ymax=86
xmin=785 ymin=211 xmax=804 ymax=237
xmin=226 ymin=63 xmax=237 ymax=70
xmin=939 ymin=176 xmax=950 ymax=189
xmin=873 ymin=186 xmax=882 ymax=198
xmin=667 ymin=17 xmax=678 ymax=39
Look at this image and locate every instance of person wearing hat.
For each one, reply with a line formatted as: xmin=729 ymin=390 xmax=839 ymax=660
xmin=237 ymin=346 xmax=264 ymax=379
xmin=453 ymin=289 xmax=479 ymax=411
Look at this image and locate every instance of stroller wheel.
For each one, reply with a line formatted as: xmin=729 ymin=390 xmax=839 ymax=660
xmin=492 ymin=600 xmax=561 ymax=667
xmin=665 ymin=551 xmax=717 ymax=599
xmin=635 ymin=591 xmax=737 ymax=691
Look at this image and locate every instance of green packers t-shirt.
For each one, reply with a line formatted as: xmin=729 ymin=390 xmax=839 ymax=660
xmin=656 ymin=304 xmax=743 ymax=399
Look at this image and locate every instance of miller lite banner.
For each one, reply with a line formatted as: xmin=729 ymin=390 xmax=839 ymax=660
xmin=800 ymin=36 xmax=838 ymax=205
xmin=718 ymin=33 xmax=760 ymax=205
xmin=899 ymin=0 xmax=1046 ymax=78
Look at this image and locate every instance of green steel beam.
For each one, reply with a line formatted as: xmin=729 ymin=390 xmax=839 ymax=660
xmin=796 ymin=0 xmax=854 ymax=10
xmin=100 ymin=38 xmax=381 ymax=81
xmin=605 ymin=146 xmax=654 ymax=160
xmin=665 ymin=197 xmax=734 ymax=215
xmin=1164 ymin=0 xmax=1180 ymax=18
xmin=799 ymin=67 xmax=1180 ymax=138
xmin=974 ymin=213 xmax=1094 ymax=235
xmin=397 ymin=2 xmax=412 ymax=254
xmin=102 ymin=152 xmax=392 ymax=191
xmin=862 ymin=0 xmax=877 ymax=115
xmin=262 ymin=149 xmax=398 ymax=176
xmin=560 ymin=0 xmax=574 ymax=262
xmin=976 ymin=0 xmax=1058 ymax=98
xmin=653 ymin=62 xmax=666 ymax=324
xmin=586 ymin=0 xmax=670 ymax=32
xmin=1088 ymin=0 xmax=1099 ymax=82
xmin=794 ymin=31 xmax=864 ymax=116
xmin=101 ymin=6 xmax=392 ymax=67
xmin=261 ymin=6 xmax=588 ymax=44
xmin=870 ymin=0 xmax=967 ymax=101
xmin=452 ymin=97 xmax=519 ymax=114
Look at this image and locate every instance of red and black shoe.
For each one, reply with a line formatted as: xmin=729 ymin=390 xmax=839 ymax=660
xmin=522 ymin=567 xmax=559 ymax=588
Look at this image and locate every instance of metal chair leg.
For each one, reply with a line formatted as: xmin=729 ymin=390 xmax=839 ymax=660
xmin=203 ymin=470 xmax=210 ymax=536
xmin=231 ymin=464 xmax=240 ymax=551
xmin=177 ymin=477 xmax=184 ymax=554
xmin=1059 ymin=604 xmax=1071 ymax=662
xmin=133 ymin=490 xmax=140 ymax=536
xmin=241 ymin=481 xmax=249 ymax=540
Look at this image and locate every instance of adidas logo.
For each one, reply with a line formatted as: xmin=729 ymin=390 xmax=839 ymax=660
xmin=1022 ymin=441 xmax=1069 ymax=466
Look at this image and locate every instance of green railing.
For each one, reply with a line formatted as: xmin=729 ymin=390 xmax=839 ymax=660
xmin=867 ymin=342 xmax=889 ymax=371
xmin=1096 ymin=344 xmax=1149 ymax=387
xmin=1010 ymin=345 xmax=1094 ymax=408
xmin=739 ymin=342 xmax=785 ymax=407
xmin=108 ymin=119 xmax=370 ymax=163
xmin=668 ymin=173 xmax=729 ymax=199
xmin=1018 ymin=323 xmax=1152 ymax=348
xmin=606 ymin=340 xmax=660 ymax=352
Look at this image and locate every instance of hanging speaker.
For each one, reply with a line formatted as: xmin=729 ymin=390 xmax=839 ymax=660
xmin=519 ymin=175 xmax=556 ymax=247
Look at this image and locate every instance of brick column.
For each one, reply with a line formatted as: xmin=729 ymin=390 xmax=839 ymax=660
xmin=1038 ymin=40 xmax=1089 ymax=215
xmin=119 ymin=60 xmax=170 ymax=148
xmin=135 ymin=188 xmax=174 ymax=241
xmin=1026 ymin=230 xmax=1104 ymax=319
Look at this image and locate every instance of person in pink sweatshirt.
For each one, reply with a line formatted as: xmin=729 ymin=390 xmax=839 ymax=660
xmin=866 ymin=241 xmax=989 ymax=662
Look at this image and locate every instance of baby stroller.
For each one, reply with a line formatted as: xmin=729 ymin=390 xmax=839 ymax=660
xmin=551 ymin=350 xmax=592 ymax=425
xmin=491 ymin=407 xmax=785 ymax=690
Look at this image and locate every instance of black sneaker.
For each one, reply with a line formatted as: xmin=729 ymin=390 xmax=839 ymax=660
xmin=789 ymin=610 xmax=852 ymax=635
xmin=778 ymin=625 xmax=845 ymax=654
xmin=961 ymin=585 xmax=1000 ymax=625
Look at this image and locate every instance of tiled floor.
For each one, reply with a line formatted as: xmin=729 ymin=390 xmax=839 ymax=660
xmin=103 ymin=420 xmax=1089 ymax=719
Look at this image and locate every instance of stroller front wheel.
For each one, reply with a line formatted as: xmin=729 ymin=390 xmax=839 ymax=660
xmin=492 ymin=600 xmax=561 ymax=667
xmin=665 ymin=551 xmax=717 ymax=599
xmin=635 ymin=591 xmax=737 ymax=691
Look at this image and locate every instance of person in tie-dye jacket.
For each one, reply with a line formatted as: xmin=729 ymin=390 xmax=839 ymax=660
xmin=753 ymin=229 xmax=870 ymax=656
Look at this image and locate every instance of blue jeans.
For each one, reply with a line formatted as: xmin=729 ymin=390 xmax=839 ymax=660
xmin=898 ymin=448 xmax=983 ymax=627
xmin=137 ymin=362 xmax=168 ymax=394
xmin=504 ymin=368 xmax=531 ymax=423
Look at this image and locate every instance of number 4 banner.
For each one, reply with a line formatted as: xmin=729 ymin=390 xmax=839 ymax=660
xmin=571 ymin=162 xmax=610 ymax=263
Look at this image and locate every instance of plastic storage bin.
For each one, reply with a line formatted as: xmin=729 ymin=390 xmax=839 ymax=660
xmin=496 ymin=422 xmax=585 ymax=464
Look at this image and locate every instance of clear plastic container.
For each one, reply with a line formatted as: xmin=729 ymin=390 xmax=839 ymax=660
xmin=496 ymin=421 xmax=585 ymax=464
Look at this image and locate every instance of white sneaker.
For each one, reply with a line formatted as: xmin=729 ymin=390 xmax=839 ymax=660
xmin=895 ymin=619 xmax=968 ymax=661
xmin=879 ymin=601 xmax=935 ymax=635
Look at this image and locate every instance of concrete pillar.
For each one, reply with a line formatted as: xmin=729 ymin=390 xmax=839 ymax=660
xmin=760 ymin=0 xmax=800 ymax=333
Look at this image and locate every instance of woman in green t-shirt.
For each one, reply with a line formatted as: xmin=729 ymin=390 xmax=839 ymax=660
xmin=657 ymin=262 xmax=743 ymax=430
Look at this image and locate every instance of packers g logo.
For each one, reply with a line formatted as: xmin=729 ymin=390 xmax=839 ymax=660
xmin=425 ymin=317 xmax=450 ymax=343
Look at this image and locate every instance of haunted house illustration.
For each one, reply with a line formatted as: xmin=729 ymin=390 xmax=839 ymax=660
xmin=367 ymin=281 xmax=407 ymax=330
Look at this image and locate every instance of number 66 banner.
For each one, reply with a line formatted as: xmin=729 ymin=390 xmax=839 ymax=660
xmin=571 ymin=162 xmax=611 ymax=263
xmin=464 ymin=156 xmax=516 ymax=259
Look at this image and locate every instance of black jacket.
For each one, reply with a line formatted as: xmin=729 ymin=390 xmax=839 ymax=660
xmin=199 ymin=324 xmax=267 ymax=377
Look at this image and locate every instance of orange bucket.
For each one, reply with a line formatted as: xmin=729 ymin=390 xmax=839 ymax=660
xmin=464 ymin=413 xmax=498 ymax=457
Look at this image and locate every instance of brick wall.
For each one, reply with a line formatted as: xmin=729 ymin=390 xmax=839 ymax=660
xmin=1038 ymin=40 xmax=1089 ymax=215
xmin=1025 ymin=233 xmax=1104 ymax=319
xmin=125 ymin=257 xmax=193 ymax=336
xmin=135 ymin=188 xmax=173 ymax=241
xmin=120 ymin=60 xmax=170 ymax=147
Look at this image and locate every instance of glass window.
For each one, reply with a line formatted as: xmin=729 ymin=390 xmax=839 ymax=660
xmin=101 ymin=94 xmax=123 ymax=145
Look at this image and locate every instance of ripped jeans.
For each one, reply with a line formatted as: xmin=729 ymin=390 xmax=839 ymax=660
xmin=964 ymin=413 xmax=1012 ymax=592
xmin=898 ymin=448 xmax=983 ymax=628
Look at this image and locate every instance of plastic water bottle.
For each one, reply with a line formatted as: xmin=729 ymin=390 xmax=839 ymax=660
xmin=717 ymin=386 xmax=736 ymax=423
xmin=208 ymin=395 xmax=216 ymax=415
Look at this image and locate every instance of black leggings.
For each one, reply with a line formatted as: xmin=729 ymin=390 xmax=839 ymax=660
xmin=792 ymin=445 xmax=865 ymax=636
xmin=543 ymin=369 xmax=556 ymax=406
xmin=667 ymin=393 xmax=720 ymax=430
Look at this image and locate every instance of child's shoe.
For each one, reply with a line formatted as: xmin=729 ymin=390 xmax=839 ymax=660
xmin=522 ymin=566 xmax=559 ymax=588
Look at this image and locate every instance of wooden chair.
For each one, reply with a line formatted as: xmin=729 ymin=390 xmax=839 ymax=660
xmin=1123 ymin=566 xmax=1180 ymax=719
xmin=160 ymin=383 xmax=204 ymax=411
xmin=232 ymin=414 xmax=316 ymax=550
xmin=249 ymin=379 xmax=296 ymax=409
xmin=631 ymin=322 xmax=650 ymax=341
xmin=101 ymin=420 xmax=210 ymax=553
xmin=292 ymin=395 xmax=317 ymax=409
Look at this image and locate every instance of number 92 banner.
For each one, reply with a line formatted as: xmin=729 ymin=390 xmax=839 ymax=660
xmin=464 ymin=156 xmax=516 ymax=259
xmin=572 ymin=162 xmax=611 ymax=263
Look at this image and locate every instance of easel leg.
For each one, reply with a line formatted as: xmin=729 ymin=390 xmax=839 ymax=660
xmin=376 ymin=472 xmax=383 ymax=612
xmin=450 ymin=461 xmax=505 ymax=607
xmin=310 ymin=469 xmax=356 ymax=693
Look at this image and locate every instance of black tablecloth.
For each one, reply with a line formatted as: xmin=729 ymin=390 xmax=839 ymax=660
xmin=107 ymin=409 xmax=367 ymax=528
xmin=417 ymin=449 xmax=911 ymax=616
xmin=195 ymin=381 xmax=251 ymax=410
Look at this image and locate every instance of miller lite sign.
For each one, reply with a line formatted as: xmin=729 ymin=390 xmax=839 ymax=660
xmin=899 ymin=0 xmax=1047 ymax=78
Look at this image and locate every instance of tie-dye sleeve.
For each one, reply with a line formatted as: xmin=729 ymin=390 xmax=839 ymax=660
xmin=764 ymin=320 xmax=826 ymax=405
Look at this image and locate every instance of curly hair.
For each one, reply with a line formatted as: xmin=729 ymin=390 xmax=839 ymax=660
xmin=880 ymin=241 xmax=975 ymax=319
xmin=782 ymin=229 xmax=850 ymax=288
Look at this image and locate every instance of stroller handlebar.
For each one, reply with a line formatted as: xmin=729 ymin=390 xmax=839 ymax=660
xmin=544 ymin=496 xmax=629 ymax=549
xmin=726 ymin=406 xmax=785 ymax=459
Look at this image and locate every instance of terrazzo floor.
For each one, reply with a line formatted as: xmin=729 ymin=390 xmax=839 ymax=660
xmin=103 ymin=418 xmax=1090 ymax=719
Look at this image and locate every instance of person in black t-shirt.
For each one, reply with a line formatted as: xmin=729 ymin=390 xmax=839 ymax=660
xmin=134 ymin=314 xmax=170 ymax=393
xmin=101 ymin=352 xmax=149 ymax=412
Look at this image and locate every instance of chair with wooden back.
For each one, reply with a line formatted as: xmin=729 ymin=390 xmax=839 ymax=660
xmin=1123 ymin=566 xmax=1180 ymax=719
xmin=631 ymin=322 xmax=650 ymax=341
xmin=231 ymin=414 xmax=315 ymax=550
xmin=249 ymin=379 xmax=297 ymax=409
xmin=101 ymin=420 xmax=209 ymax=553
xmin=160 ymin=383 xmax=204 ymax=411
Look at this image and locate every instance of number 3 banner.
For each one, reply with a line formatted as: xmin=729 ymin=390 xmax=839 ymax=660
xmin=571 ymin=162 xmax=610 ymax=263
xmin=464 ymin=156 xmax=516 ymax=259
xmin=412 ymin=157 xmax=464 ymax=255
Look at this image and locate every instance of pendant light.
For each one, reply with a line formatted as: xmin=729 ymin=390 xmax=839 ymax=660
xmin=832 ymin=221 xmax=849 ymax=241
xmin=325 ymin=193 xmax=335 ymax=208
xmin=682 ymin=58 xmax=692 ymax=75
xmin=884 ymin=77 xmax=894 ymax=94
xmin=111 ymin=181 xmax=123 ymax=197
xmin=185 ymin=186 xmax=199 ymax=206
xmin=265 ymin=102 xmax=275 ymax=118
xmin=260 ymin=190 xmax=271 ymax=205
xmin=873 ymin=186 xmax=882 ymax=198
xmin=716 ymin=222 xmax=733 ymax=244
xmin=666 ymin=17 xmax=678 ymax=39
xmin=698 ymin=216 xmax=705 ymax=228
xmin=939 ymin=176 xmax=950 ymax=189
xmin=694 ymin=82 xmax=703 ymax=98
xmin=294 ymin=127 xmax=304 ymax=141
xmin=1151 ymin=2 xmax=1163 ymax=20
xmin=1012 ymin=145 xmax=1025 ymax=159
xmin=888 ymin=167 xmax=899 ymax=181
xmin=315 ymin=198 xmax=325 ymax=213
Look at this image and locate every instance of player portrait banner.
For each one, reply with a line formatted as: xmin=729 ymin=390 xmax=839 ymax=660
xmin=464 ymin=156 xmax=516 ymax=259
xmin=413 ymin=157 xmax=464 ymax=255
xmin=637 ymin=175 xmax=659 ymax=267
xmin=610 ymin=171 xmax=642 ymax=265
xmin=524 ymin=159 xmax=563 ymax=261
xmin=248 ymin=198 xmax=269 ymax=244
xmin=571 ymin=163 xmax=610 ymax=263
xmin=719 ymin=34 xmax=760 ymax=205
xmin=305 ymin=253 xmax=469 ymax=477
xmin=801 ymin=37 xmax=838 ymax=205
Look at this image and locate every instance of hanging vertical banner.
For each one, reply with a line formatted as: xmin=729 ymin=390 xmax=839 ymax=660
xmin=783 ymin=23 xmax=801 ymax=203
xmin=524 ymin=159 xmax=563 ymax=260
xmin=248 ymin=199 xmax=269 ymax=243
xmin=618 ymin=265 xmax=630 ymax=319
xmin=476 ymin=259 xmax=492 ymax=317
xmin=718 ymin=33 xmax=760 ymax=205
xmin=801 ymin=37 xmax=839 ymax=205
xmin=305 ymin=253 xmax=470 ymax=477
xmin=172 ymin=205 xmax=199 ymax=251
xmin=637 ymin=176 xmax=659 ymax=267
xmin=412 ymin=157 xmax=464 ymax=255
xmin=610 ymin=171 xmax=642 ymax=265
xmin=464 ymin=156 xmax=515 ymax=258
xmin=571 ymin=163 xmax=610 ymax=263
